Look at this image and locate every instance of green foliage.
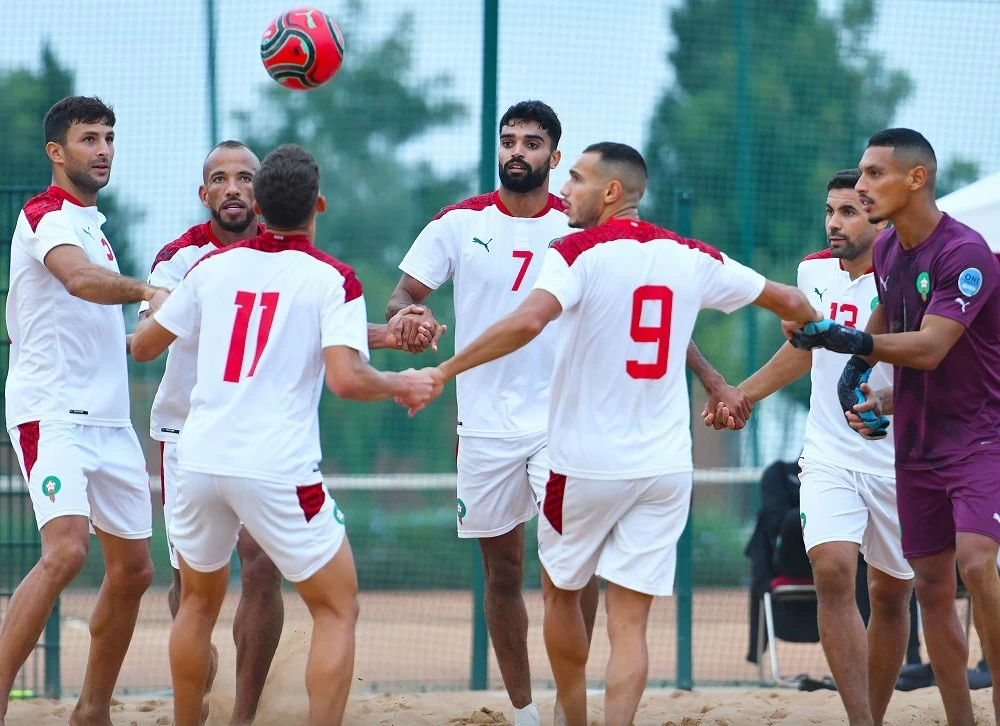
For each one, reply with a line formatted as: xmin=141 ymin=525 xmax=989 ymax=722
xmin=237 ymin=3 xmax=473 ymax=473
xmin=644 ymin=0 xmax=912 ymax=389
xmin=0 ymin=44 xmax=141 ymax=277
xmin=937 ymin=157 xmax=981 ymax=198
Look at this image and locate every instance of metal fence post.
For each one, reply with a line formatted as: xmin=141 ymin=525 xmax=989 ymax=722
xmin=470 ymin=0 xmax=499 ymax=692
xmin=675 ymin=189 xmax=694 ymax=690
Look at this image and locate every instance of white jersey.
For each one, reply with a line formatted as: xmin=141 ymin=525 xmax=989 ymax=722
xmin=153 ymin=231 xmax=369 ymax=485
xmin=797 ymin=250 xmax=895 ymax=476
xmin=533 ymin=218 xmax=766 ymax=479
xmin=399 ymin=191 xmax=571 ymax=438
xmin=6 ymin=186 xmax=131 ymax=428
xmin=141 ymin=222 xmax=263 ymax=441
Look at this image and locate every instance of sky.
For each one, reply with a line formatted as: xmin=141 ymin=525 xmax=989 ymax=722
xmin=5 ymin=0 xmax=1000 ymax=267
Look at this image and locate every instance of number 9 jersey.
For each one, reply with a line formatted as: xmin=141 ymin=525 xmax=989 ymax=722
xmin=153 ymin=231 xmax=369 ymax=485
xmin=533 ymin=218 xmax=765 ymax=480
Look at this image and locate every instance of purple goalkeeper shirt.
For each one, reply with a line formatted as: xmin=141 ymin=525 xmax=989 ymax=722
xmin=872 ymin=214 xmax=1000 ymax=470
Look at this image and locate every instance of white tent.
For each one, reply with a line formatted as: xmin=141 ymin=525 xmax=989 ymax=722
xmin=937 ymin=170 xmax=1000 ymax=252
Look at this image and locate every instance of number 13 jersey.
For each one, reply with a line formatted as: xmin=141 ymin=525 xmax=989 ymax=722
xmin=797 ymin=250 xmax=894 ymax=476
xmin=534 ymin=218 xmax=766 ymax=480
xmin=153 ymin=232 xmax=369 ymax=484
xmin=399 ymin=192 xmax=571 ymax=438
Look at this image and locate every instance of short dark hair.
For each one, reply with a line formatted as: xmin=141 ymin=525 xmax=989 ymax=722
xmin=867 ymin=128 xmax=937 ymax=167
xmin=211 ymin=139 xmax=250 ymax=153
xmin=43 ymin=96 xmax=116 ymax=145
xmin=827 ymin=168 xmax=861 ymax=192
xmin=253 ymin=144 xmax=319 ymax=230
xmin=498 ymin=100 xmax=562 ymax=149
xmin=582 ymin=142 xmax=648 ymax=179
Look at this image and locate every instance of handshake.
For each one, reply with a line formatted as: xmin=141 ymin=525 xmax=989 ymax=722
xmin=785 ymin=318 xmax=889 ymax=440
xmin=393 ymin=367 xmax=447 ymax=415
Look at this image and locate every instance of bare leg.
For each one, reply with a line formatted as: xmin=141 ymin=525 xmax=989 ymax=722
xmin=171 ymin=559 xmax=229 ymax=726
xmin=911 ymin=548 xmax=973 ymax=726
xmin=603 ymin=582 xmax=653 ymax=726
xmin=955 ymin=532 xmax=1000 ymax=724
xmin=809 ymin=542 xmax=873 ymax=726
xmin=70 ymin=529 xmax=153 ymax=726
xmin=167 ymin=564 xmax=218 ymax=723
xmin=866 ymin=567 xmax=912 ymax=725
xmin=0 ymin=517 xmax=90 ymax=723
xmin=231 ymin=529 xmax=284 ymax=725
xmin=541 ymin=568 xmax=588 ymax=726
xmin=554 ymin=576 xmax=599 ymax=726
xmin=292 ymin=538 xmax=359 ymax=726
xmin=479 ymin=525 xmax=531 ymax=708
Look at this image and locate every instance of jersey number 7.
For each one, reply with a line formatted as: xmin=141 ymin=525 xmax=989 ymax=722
xmin=626 ymin=285 xmax=673 ymax=380
xmin=224 ymin=291 xmax=280 ymax=383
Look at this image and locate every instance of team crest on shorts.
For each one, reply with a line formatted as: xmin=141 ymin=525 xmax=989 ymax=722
xmin=799 ymin=512 xmax=807 ymax=530
xmin=333 ymin=503 xmax=346 ymax=524
xmin=870 ymin=296 xmax=879 ymax=311
xmin=456 ymin=498 xmax=467 ymax=526
xmin=41 ymin=475 xmax=62 ymax=503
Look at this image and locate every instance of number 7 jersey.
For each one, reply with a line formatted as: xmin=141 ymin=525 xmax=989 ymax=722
xmin=399 ymin=192 xmax=571 ymax=438
xmin=153 ymin=231 xmax=369 ymax=484
xmin=533 ymin=218 xmax=766 ymax=479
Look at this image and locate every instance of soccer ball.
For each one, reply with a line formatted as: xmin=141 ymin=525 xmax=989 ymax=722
xmin=260 ymin=8 xmax=345 ymax=90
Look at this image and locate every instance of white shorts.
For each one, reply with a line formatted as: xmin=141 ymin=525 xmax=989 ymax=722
xmin=170 ymin=470 xmax=345 ymax=583
xmin=799 ymin=458 xmax=913 ymax=580
xmin=538 ymin=471 xmax=692 ymax=596
xmin=8 ymin=421 xmax=152 ymax=539
xmin=159 ymin=441 xmax=181 ymax=569
xmin=456 ymin=431 xmax=548 ymax=538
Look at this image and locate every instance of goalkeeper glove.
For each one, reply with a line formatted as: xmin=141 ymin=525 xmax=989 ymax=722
xmin=837 ymin=355 xmax=890 ymax=440
xmin=791 ymin=318 xmax=874 ymax=355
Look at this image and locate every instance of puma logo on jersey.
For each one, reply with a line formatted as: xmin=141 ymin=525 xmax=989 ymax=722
xmin=472 ymin=237 xmax=491 ymax=252
xmin=956 ymin=297 xmax=970 ymax=313
xmin=813 ymin=287 xmax=827 ymax=302
xmin=879 ymin=275 xmax=889 ymax=291
xmin=81 ymin=228 xmax=95 ymax=240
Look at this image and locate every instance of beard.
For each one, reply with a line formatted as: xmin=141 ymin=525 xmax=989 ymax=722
xmin=211 ymin=206 xmax=256 ymax=234
xmin=829 ymin=236 xmax=872 ymax=261
xmin=498 ymin=159 xmax=549 ymax=194
xmin=65 ymin=162 xmax=109 ymax=194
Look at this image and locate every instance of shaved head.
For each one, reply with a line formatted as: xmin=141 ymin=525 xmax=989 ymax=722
xmin=866 ymin=128 xmax=937 ymax=187
xmin=583 ymin=142 xmax=647 ymax=202
xmin=202 ymin=140 xmax=259 ymax=182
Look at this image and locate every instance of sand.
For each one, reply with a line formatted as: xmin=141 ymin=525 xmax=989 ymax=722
xmin=5 ymin=685 xmax=995 ymax=725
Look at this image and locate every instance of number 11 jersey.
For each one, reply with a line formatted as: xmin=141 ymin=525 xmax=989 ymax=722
xmin=533 ymin=218 xmax=766 ymax=480
xmin=153 ymin=231 xmax=369 ymax=484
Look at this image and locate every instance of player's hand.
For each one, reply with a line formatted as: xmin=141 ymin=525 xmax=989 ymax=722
xmin=148 ymin=287 xmax=170 ymax=313
xmin=388 ymin=306 xmax=445 ymax=353
xmin=845 ymin=382 xmax=892 ymax=440
xmin=395 ymin=366 xmax=446 ymax=415
xmin=701 ymin=386 xmax=753 ymax=431
xmin=789 ymin=318 xmax=874 ymax=356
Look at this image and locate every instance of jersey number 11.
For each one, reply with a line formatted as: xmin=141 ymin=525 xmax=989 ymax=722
xmin=224 ymin=291 xmax=281 ymax=383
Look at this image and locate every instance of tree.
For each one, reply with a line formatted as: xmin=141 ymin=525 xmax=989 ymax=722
xmin=0 ymin=44 xmax=142 ymax=277
xmin=236 ymin=2 xmax=473 ymax=473
xmin=644 ymin=0 xmax=912 ymax=394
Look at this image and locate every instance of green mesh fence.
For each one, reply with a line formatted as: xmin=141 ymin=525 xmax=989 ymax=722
xmin=2 ymin=0 xmax=1000 ymax=697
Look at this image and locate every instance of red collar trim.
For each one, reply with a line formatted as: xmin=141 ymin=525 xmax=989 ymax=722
xmin=837 ymin=259 xmax=875 ymax=275
xmin=47 ymin=185 xmax=88 ymax=208
xmin=204 ymin=222 xmax=224 ymax=248
xmin=261 ymin=231 xmax=313 ymax=247
xmin=493 ymin=191 xmax=555 ymax=219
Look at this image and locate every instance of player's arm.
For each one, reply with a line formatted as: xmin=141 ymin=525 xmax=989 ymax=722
xmin=738 ymin=342 xmax=812 ymax=403
xmin=45 ymin=245 xmax=167 ymax=307
xmin=687 ymin=341 xmax=754 ymax=431
xmin=752 ymin=280 xmax=821 ymax=323
xmin=323 ymin=346 xmax=434 ymax=403
xmin=438 ymin=289 xmax=560 ymax=381
xmin=130 ymin=314 xmax=178 ymax=362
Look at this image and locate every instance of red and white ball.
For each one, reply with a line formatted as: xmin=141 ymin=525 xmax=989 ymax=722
xmin=260 ymin=8 xmax=345 ymax=90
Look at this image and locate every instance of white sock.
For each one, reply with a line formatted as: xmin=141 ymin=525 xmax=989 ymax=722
xmin=513 ymin=703 xmax=540 ymax=726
